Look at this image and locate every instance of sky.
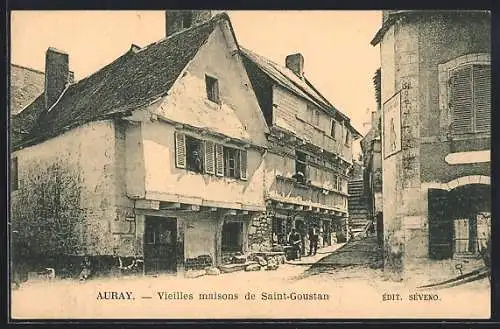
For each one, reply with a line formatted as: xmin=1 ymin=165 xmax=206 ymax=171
xmin=11 ymin=10 xmax=382 ymax=155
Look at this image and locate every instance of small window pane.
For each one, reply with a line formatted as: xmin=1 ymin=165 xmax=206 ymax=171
xmin=206 ymin=75 xmax=220 ymax=103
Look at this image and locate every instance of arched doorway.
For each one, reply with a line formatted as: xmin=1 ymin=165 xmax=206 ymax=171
xmin=428 ymin=180 xmax=490 ymax=259
xmin=448 ymin=184 xmax=490 ymax=256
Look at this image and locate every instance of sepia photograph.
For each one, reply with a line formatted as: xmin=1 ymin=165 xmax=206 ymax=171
xmin=8 ymin=9 xmax=491 ymax=320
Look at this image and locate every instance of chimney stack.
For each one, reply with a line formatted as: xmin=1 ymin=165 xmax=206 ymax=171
xmin=44 ymin=47 xmax=70 ymax=109
xmin=285 ymin=53 xmax=305 ymax=78
xmin=165 ymin=10 xmax=214 ymax=37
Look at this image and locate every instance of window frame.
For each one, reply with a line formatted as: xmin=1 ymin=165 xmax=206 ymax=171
xmin=223 ymin=146 xmax=241 ymax=179
xmin=174 ymin=131 xmax=248 ymax=180
xmin=438 ymin=53 xmax=490 ymax=140
xmin=185 ymin=135 xmax=205 ymax=173
xmin=330 ymin=119 xmax=337 ymax=139
xmin=205 ymin=74 xmax=220 ymax=104
xmin=449 ymin=64 xmax=491 ymax=135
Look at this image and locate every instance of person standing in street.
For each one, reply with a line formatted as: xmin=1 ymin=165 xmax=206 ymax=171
xmin=288 ymin=228 xmax=302 ymax=260
xmin=308 ymin=224 xmax=319 ymax=256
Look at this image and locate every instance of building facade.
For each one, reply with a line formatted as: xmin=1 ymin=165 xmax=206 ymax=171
xmin=11 ymin=10 xmax=361 ymax=276
xmin=241 ymin=48 xmax=361 ymax=254
xmin=371 ymin=10 xmax=491 ymax=273
xmin=360 ymin=68 xmax=383 ymax=245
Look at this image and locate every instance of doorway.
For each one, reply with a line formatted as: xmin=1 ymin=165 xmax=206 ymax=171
xmin=221 ymin=222 xmax=243 ymax=252
xmin=144 ymin=216 xmax=177 ymax=274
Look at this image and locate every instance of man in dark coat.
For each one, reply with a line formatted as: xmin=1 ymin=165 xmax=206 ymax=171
xmin=308 ymin=225 xmax=319 ymax=256
xmin=288 ymin=228 xmax=302 ymax=260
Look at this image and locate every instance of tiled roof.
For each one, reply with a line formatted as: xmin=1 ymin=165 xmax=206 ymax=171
xmin=10 ymin=64 xmax=45 ymax=115
xmin=13 ymin=13 xmax=231 ymax=149
xmin=240 ymin=47 xmax=361 ymax=137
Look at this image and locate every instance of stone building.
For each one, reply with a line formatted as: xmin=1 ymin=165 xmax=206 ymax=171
xmin=371 ymin=10 xmax=491 ymax=274
xmin=11 ymin=12 xmax=271 ymax=275
xmin=360 ymin=68 xmax=383 ymax=246
xmin=10 ymin=10 xmax=361 ymax=275
xmin=241 ymin=47 xmax=361 ymax=254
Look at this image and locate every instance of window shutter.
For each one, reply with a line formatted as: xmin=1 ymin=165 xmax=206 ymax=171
xmin=473 ymin=65 xmax=491 ymax=132
xmin=240 ymin=149 xmax=248 ymax=180
xmin=215 ymin=143 xmax=224 ymax=176
xmin=451 ymin=66 xmax=473 ymax=134
xmin=204 ymin=140 xmax=215 ymax=174
xmin=175 ymin=132 xmax=186 ymax=168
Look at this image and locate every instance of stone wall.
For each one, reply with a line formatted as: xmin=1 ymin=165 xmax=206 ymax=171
xmin=248 ymin=212 xmax=273 ymax=252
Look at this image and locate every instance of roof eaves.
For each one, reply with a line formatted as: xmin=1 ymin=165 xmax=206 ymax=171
xmin=241 ymin=47 xmax=358 ymax=128
xmin=11 ymin=63 xmax=45 ymax=75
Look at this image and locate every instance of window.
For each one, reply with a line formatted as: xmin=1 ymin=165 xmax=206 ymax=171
xmin=344 ymin=127 xmax=351 ymax=146
xmin=330 ymin=119 xmax=337 ymax=138
xmin=11 ymin=157 xmax=18 ymax=191
xmin=224 ymin=147 xmax=240 ymax=178
xmin=294 ymin=150 xmax=307 ymax=182
xmin=312 ymin=109 xmax=320 ymax=126
xmin=182 ymin=12 xmax=193 ymax=29
xmin=185 ymin=135 xmax=204 ymax=173
xmin=272 ymin=218 xmax=287 ymax=244
xmin=450 ymin=64 xmax=491 ymax=134
xmin=206 ymin=75 xmax=220 ymax=103
xmin=175 ymin=132 xmax=247 ymax=180
xmin=221 ymin=222 xmax=243 ymax=252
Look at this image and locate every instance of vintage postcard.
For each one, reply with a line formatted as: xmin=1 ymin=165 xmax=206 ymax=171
xmin=9 ymin=10 xmax=491 ymax=320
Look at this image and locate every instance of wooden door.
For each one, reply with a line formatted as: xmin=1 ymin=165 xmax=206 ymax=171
xmin=428 ymin=189 xmax=452 ymax=259
xmin=144 ymin=217 xmax=177 ymax=274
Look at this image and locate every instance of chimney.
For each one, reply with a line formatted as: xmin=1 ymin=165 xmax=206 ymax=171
xmin=165 ymin=10 xmax=214 ymax=37
xmin=285 ymin=53 xmax=304 ymax=78
xmin=44 ymin=47 xmax=70 ymax=109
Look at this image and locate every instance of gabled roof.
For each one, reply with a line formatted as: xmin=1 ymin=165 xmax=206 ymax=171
xmin=10 ymin=64 xmax=45 ymax=115
xmin=13 ymin=12 xmax=233 ymax=149
xmin=240 ymin=47 xmax=361 ymax=138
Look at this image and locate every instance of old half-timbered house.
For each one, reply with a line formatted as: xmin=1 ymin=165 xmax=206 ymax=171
xmin=10 ymin=12 xmax=269 ymax=276
xmin=241 ymin=48 xmax=362 ymax=256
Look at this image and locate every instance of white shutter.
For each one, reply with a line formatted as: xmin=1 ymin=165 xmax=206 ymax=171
xmin=240 ymin=149 xmax=248 ymax=180
xmin=473 ymin=64 xmax=491 ymax=132
xmin=215 ymin=143 xmax=224 ymax=177
xmin=175 ymin=132 xmax=186 ymax=168
xmin=204 ymin=140 xmax=215 ymax=174
xmin=451 ymin=66 xmax=473 ymax=134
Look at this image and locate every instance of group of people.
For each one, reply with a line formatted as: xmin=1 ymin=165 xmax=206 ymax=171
xmin=287 ymin=225 xmax=320 ymax=260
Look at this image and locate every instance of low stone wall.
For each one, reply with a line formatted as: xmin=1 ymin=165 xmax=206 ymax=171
xmin=184 ymin=254 xmax=213 ymax=271
xmin=247 ymin=212 xmax=273 ymax=252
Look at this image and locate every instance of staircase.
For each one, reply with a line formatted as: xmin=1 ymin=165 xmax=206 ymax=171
xmin=348 ymin=178 xmax=370 ymax=233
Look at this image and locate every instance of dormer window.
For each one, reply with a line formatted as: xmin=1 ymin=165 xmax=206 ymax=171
xmin=182 ymin=12 xmax=193 ymax=29
xmin=206 ymin=75 xmax=220 ymax=103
